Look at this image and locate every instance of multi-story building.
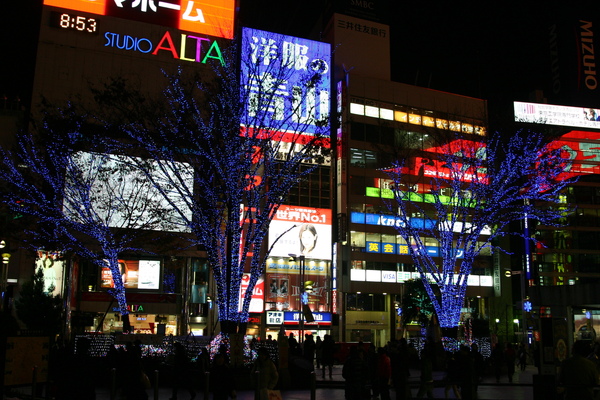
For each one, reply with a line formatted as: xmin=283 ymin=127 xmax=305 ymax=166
xmin=3 ymin=0 xmax=236 ymax=338
xmin=2 ymin=1 xmax=339 ymax=342
xmin=514 ymin=101 xmax=600 ymax=369
xmin=2 ymin=0 xmax=511 ymax=349
xmin=333 ymin=75 xmax=494 ymax=346
xmin=317 ymin=3 xmax=500 ymax=347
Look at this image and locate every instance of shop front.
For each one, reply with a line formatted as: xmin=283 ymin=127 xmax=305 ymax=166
xmin=345 ymin=310 xmax=390 ymax=348
xmin=78 ymin=292 xmax=181 ymax=335
xmin=265 ymin=310 xmax=333 ymax=340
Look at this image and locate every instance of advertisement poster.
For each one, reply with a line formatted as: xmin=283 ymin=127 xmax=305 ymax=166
xmin=265 ymin=265 xmax=330 ymax=312
xmin=239 ymin=273 xmax=264 ymax=313
xmin=101 ymin=259 xmax=161 ymax=290
xmin=36 ymin=250 xmax=64 ymax=297
xmin=268 ymin=205 xmax=332 ymax=261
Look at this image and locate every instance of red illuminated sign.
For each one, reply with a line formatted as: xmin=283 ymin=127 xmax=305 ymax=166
xmin=544 ymin=130 xmax=600 ymax=180
xmin=387 ymin=139 xmax=488 ymax=183
xmin=239 ymin=273 xmax=264 ymax=313
xmin=44 ymin=0 xmax=235 ymax=39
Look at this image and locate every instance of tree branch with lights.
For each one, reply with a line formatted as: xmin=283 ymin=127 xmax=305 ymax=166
xmin=0 ymin=108 xmax=178 ymax=318
xmin=384 ymin=130 xmax=574 ymax=328
xmin=94 ymin=28 xmax=331 ymax=334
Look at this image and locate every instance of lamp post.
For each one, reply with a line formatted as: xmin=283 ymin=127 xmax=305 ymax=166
xmin=1 ymin=250 xmax=10 ymax=313
xmin=289 ymin=254 xmax=306 ymax=343
xmin=505 ymin=268 xmax=528 ymax=344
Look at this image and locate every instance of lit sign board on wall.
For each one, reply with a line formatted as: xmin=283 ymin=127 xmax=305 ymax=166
xmin=36 ymin=250 xmax=65 ymax=297
xmin=543 ymin=130 xmax=600 ymax=180
xmin=240 ymin=28 xmax=331 ymax=138
xmin=514 ymin=101 xmax=600 ymax=130
xmin=101 ymin=259 xmax=161 ymax=290
xmin=43 ymin=0 xmax=235 ymax=38
xmin=268 ymin=205 xmax=332 ymax=260
xmin=239 ymin=273 xmax=264 ymax=313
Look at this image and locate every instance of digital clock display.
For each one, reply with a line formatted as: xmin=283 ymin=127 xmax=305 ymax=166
xmin=49 ymin=11 xmax=98 ymax=34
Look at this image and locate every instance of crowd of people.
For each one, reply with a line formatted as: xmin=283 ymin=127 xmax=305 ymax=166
xmin=38 ymin=332 xmax=600 ymax=400
xmin=338 ymin=339 xmax=486 ymax=400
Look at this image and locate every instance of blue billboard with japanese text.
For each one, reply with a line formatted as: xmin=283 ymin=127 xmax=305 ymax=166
xmin=240 ymin=28 xmax=331 ymax=139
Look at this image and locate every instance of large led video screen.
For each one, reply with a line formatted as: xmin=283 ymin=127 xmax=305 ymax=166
xmin=268 ymin=205 xmax=332 ymax=261
xmin=64 ymin=152 xmax=192 ymax=232
xmin=43 ymin=0 xmax=235 ymax=38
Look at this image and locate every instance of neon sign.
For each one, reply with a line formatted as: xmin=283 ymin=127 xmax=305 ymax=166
xmin=104 ymin=30 xmax=225 ymax=65
xmin=44 ymin=0 xmax=235 ymax=39
xmin=543 ymin=130 xmax=600 ymax=180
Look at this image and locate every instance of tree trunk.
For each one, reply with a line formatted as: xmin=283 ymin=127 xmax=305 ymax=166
xmin=219 ymin=320 xmax=247 ymax=335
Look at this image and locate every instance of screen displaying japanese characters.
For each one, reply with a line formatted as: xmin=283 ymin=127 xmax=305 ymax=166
xmin=238 ymin=273 xmax=264 ymax=313
xmin=268 ymin=205 xmax=332 ymax=261
xmin=43 ymin=0 xmax=235 ymax=38
xmin=515 ymin=101 xmax=600 ymax=130
xmin=240 ymin=28 xmax=331 ymax=137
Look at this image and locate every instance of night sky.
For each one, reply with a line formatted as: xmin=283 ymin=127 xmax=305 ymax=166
xmin=2 ymin=0 xmax=598 ymax=113
xmin=240 ymin=0 xmax=553 ymax=102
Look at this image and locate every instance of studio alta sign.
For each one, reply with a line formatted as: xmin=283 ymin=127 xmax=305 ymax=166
xmin=104 ymin=30 xmax=225 ymax=66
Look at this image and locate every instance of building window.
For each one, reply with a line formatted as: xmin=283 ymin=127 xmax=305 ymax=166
xmin=346 ymin=293 xmax=387 ymax=311
xmin=287 ymin=165 xmax=330 ymax=208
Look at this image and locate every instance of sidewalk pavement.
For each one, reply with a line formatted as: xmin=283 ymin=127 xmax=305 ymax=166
xmin=5 ymin=364 xmax=540 ymax=400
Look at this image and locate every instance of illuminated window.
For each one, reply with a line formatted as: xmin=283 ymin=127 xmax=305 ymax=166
xmin=380 ymin=108 xmax=394 ymax=120
xmin=474 ymin=126 xmax=486 ymax=136
xmin=395 ymin=111 xmax=408 ymax=122
xmin=436 ymin=119 xmax=448 ymax=129
xmin=350 ymin=103 xmax=365 ymax=115
xmin=462 ymin=123 xmax=473 ymax=133
xmin=365 ymin=106 xmax=379 ymax=118
xmin=423 ymin=237 xmax=439 ymax=247
xmin=422 ymin=116 xmax=435 ymax=127
xmin=408 ymin=114 xmax=422 ymax=125
xmin=449 ymin=121 xmax=461 ymax=132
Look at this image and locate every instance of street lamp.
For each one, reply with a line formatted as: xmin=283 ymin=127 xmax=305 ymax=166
xmin=289 ymin=253 xmax=313 ymax=343
xmin=1 ymin=251 xmax=10 ymax=312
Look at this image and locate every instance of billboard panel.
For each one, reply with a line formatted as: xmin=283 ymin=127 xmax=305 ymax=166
xmin=240 ymin=28 xmax=331 ymax=137
xmin=543 ymin=130 xmax=600 ymax=180
xmin=268 ymin=205 xmax=332 ymax=260
xmin=101 ymin=259 xmax=161 ymax=290
xmin=514 ymin=101 xmax=600 ymax=130
xmin=36 ymin=250 xmax=65 ymax=297
xmin=239 ymin=273 xmax=264 ymax=313
xmin=43 ymin=0 xmax=235 ymax=38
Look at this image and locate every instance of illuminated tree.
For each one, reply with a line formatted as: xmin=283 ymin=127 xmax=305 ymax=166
xmin=0 ymin=111 xmax=179 ymax=317
xmin=385 ymin=130 xmax=573 ymax=328
xmin=92 ymin=28 xmax=331 ymax=334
